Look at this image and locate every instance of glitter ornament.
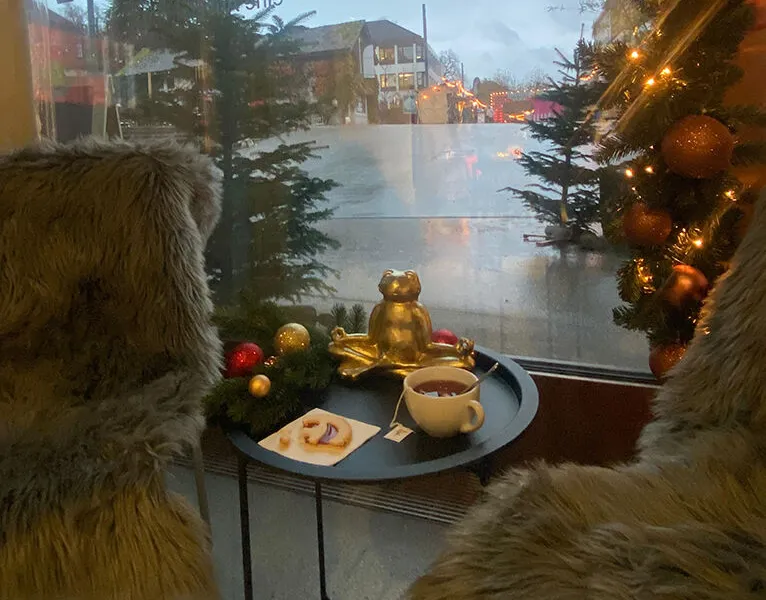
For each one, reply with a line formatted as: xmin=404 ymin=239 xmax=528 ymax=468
xmin=661 ymin=115 xmax=734 ymax=179
xmin=623 ymin=202 xmax=673 ymax=246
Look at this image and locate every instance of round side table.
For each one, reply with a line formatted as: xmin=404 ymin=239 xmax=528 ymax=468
xmin=227 ymin=348 xmax=538 ymax=600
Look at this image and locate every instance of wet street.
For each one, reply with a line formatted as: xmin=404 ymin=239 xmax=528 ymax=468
xmin=254 ymin=124 xmax=648 ymax=370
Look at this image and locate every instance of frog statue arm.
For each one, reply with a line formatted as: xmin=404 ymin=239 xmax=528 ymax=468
xmin=411 ymin=302 xmax=476 ymax=366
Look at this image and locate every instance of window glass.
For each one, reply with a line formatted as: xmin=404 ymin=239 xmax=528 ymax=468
xmin=379 ymin=73 xmax=396 ymax=91
xmin=22 ymin=0 xmax=766 ymax=372
xmin=398 ymin=45 xmax=414 ymax=64
xmin=398 ymin=72 xmax=414 ymax=90
xmin=375 ymin=46 xmax=395 ymax=65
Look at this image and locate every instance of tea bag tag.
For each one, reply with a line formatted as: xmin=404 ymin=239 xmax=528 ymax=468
xmin=386 ymin=389 xmax=414 ymax=442
xmin=385 ymin=424 xmax=414 ymax=443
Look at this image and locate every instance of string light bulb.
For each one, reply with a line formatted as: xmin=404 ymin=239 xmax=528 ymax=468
xmin=660 ymin=67 xmax=672 ymax=76
xmin=645 ymin=77 xmax=656 ymax=87
xmin=630 ymin=50 xmax=640 ymax=60
xmin=625 ymin=168 xmax=635 ymax=178
xmin=692 ymin=238 xmax=703 ymax=248
xmin=644 ymin=166 xmax=654 ymax=174
xmin=725 ymin=190 xmax=736 ymax=200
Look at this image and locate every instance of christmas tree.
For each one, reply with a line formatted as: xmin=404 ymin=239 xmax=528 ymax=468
xmin=592 ymin=0 xmax=766 ymax=378
xmin=503 ymin=39 xmax=606 ymax=242
xmin=106 ymin=1 xmax=340 ymax=303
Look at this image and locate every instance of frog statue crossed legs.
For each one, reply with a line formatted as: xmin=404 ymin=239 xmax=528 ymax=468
xmin=329 ymin=269 xmax=475 ymax=380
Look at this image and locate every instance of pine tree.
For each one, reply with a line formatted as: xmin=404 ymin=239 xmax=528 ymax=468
xmin=106 ymin=1 xmax=340 ymax=302
xmin=503 ymin=40 xmax=605 ymax=241
xmin=592 ymin=0 xmax=766 ymax=377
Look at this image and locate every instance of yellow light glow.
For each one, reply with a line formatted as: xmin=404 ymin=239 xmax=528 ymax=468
xmin=660 ymin=67 xmax=672 ymax=76
xmin=693 ymin=239 xmax=703 ymax=248
xmin=644 ymin=166 xmax=654 ymax=174
xmin=630 ymin=50 xmax=640 ymax=60
xmin=645 ymin=77 xmax=656 ymax=87
xmin=625 ymin=168 xmax=635 ymax=178
xmin=725 ymin=190 xmax=736 ymax=200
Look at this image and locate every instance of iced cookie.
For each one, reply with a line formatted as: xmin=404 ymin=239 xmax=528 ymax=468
xmin=301 ymin=414 xmax=353 ymax=448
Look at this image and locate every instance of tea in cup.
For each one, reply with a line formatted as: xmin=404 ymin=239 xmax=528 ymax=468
xmin=403 ymin=366 xmax=485 ymax=438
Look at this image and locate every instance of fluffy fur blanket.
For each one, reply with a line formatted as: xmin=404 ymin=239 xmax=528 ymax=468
xmin=410 ymin=193 xmax=766 ymax=599
xmin=0 ymin=139 xmax=223 ymax=600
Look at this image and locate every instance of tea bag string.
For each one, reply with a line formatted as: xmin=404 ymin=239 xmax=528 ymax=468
xmin=389 ymin=388 xmax=406 ymax=429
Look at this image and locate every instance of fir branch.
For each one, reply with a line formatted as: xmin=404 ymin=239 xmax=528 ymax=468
xmin=732 ymin=142 xmax=766 ymax=167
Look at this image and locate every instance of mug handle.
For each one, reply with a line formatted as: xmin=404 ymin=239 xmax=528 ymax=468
xmin=460 ymin=400 xmax=485 ymax=434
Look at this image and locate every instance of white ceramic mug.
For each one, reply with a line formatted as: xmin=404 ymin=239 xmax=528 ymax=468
xmin=403 ymin=366 xmax=485 ymax=438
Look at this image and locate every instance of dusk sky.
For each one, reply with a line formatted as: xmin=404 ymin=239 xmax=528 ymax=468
xmin=72 ymin=0 xmax=597 ymax=81
xmin=266 ymin=0 xmax=597 ymax=81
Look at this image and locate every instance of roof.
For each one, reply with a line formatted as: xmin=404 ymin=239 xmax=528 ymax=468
xmin=290 ymin=20 xmax=365 ymax=55
xmin=365 ymin=20 xmax=424 ymax=47
xmin=117 ymin=49 xmax=203 ymax=76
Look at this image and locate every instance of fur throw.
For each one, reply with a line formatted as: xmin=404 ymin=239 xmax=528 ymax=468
xmin=409 ymin=193 xmax=766 ymax=600
xmin=0 ymin=139 xmax=223 ymax=600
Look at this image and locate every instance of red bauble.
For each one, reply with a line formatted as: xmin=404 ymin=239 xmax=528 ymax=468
xmin=664 ymin=265 xmax=709 ymax=308
xmin=432 ymin=329 xmax=459 ymax=345
xmin=623 ymin=203 xmax=673 ymax=246
xmin=649 ymin=343 xmax=687 ymax=381
xmin=225 ymin=342 xmax=265 ymax=378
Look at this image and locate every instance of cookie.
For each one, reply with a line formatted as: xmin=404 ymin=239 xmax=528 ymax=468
xmin=301 ymin=414 xmax=353 ymax=448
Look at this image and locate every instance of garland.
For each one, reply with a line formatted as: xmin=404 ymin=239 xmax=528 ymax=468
xmin=204 ymin=299 xmax=365 ymax=436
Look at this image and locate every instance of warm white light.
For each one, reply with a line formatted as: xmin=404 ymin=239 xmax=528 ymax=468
xmin=693 ymin=239 xmax=703 ymax=248
xmin=660 ymin=67 xmax=672 ymax=76
xmin=630 ymin=50 xmax=640 ymax=60
xmin=725 ymin=190 xmax=736 ymax=200
xmin=645 ymin=77 xmax=656 ymax=87
xmin=644 ymin=166 xmax=654 ymax=174
xmin=625 ymin=168 xmax=635 ymax=178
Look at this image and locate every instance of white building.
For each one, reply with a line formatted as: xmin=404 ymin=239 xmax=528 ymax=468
xmin=361 ymin=20 xmax=442 ymax=108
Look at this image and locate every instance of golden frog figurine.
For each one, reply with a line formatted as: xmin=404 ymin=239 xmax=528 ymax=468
xmin=329 ymin=269 xmax=475 ymax=380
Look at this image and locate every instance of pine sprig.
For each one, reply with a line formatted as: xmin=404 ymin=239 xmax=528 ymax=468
xmin=206 ymin=302 xmax=341 ymax=436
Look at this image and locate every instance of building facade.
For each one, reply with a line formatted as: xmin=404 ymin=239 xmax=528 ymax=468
xmin=361 ymin=20 xmax=442 ymax=114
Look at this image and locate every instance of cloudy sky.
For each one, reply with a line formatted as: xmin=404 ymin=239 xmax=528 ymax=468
xmin=74 ymin=0 xmax=597 ymax=81
xmin=272 ymin=0 xmax=597 ymax=80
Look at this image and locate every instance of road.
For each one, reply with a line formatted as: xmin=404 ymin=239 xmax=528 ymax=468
xmin=254 ymin=124 xmax=648 ymax=370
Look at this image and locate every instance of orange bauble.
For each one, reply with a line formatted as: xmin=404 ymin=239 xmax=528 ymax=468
xmin=623 ymin=202 xmax=673 ymax=246
xmin=664 ymin=265 xmax=709 ymax=308
xmin=649 ymin=343 xmax=687 ymax=380
xmin=661 ymin=115 xmax=734 ymax=179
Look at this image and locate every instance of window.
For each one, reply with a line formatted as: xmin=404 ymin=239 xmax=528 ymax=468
xmin=18 ymin=0 xmax=765 ymax=376
xmin=398 ymin=45 xmax=415 ymax=64
xmin=375 ymin=46 xmax=395 ymax=65
xmin=398 ymin=72 xmax=415 ymax=90
xmin=379 ymin=74 xmax=397 ymax=91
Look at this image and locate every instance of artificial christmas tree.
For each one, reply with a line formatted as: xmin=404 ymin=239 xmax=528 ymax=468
xmin=504 ymin=39 xmax=605 ymax=243
xmin=106 ymin=2 xmax=339 ymax=303
xmin=593 ymin=0 xmax=766 ymax=377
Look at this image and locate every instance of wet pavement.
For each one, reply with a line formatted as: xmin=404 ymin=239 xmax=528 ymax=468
xmin=253 ymin=124 xmax=648 ymax=370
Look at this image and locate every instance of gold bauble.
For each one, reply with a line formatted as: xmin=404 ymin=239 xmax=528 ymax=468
xmin=248 ymin=374 xmax=271 ymax=397
xmin=274 ymin=323 xmax=311 ymax=355
xmin=661 ymin=115 xmax=734 ymax=179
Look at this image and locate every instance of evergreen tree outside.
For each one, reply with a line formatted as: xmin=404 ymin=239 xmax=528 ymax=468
xmin=106 ymin=1 xmax=340 ymax=303
xmin=503 ymin=40 xmax=606 ymax=242
xmin=592 ymin=0 xmax=766 ymax=376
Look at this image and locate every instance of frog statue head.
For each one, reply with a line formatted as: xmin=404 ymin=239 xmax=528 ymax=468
xmin=378 ymin=269 xmax=422 ymax=302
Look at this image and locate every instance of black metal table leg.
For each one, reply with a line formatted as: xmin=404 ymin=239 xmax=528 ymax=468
xmin=238 ymin=456 xmax=253 ymax=600
xmin=315 ymin=481 xmax=330 ymax=600
xmin=470 ymin=456 xmax=494 ymax=487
